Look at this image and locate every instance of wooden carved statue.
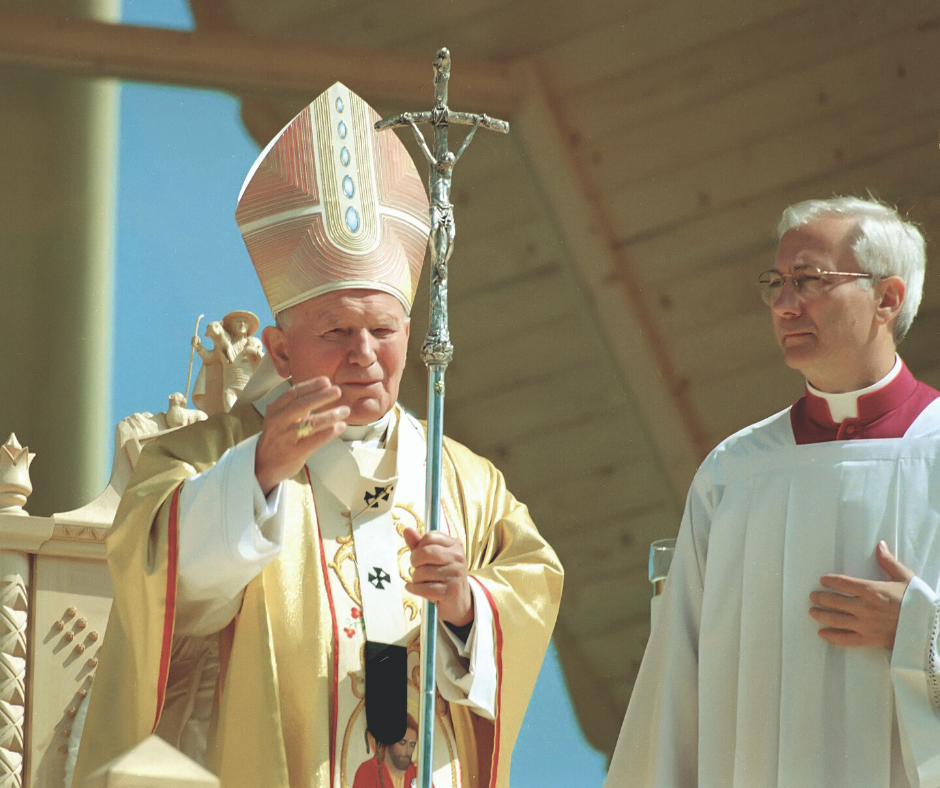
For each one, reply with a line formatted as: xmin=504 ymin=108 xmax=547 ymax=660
xmin=190 ymin=311 xmax=264 ymax=416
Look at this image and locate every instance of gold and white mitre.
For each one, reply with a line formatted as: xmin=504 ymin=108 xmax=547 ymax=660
xmin=235 ymin=83 xmax=431 ymax=316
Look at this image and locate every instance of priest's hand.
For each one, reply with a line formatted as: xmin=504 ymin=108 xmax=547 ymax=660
xmin=403 ymin=526 xmax=474 ymax=628
xmin=808 ymin=541 xmax=915 ymax=650
xmin=254 ymin=377 xmax=349 ymax=496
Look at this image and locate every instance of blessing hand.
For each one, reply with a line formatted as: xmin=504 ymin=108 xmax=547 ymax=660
xmin=403 ymin=526 xmax=473 ymax=628
xmin=254 ymin=377 xmax=349 ymax=496
xmin=808 ymin=540 xmax=915 ymax=650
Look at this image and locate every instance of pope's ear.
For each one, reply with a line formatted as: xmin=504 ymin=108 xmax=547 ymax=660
xmin=262 ymin=326 xmax=291 ymax=377
xmin=875 ymin=275 xmax=905 ymax=329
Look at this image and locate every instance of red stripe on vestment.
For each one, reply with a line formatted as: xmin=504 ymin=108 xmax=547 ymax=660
xmin=306 ymin=466 xmax=339 ymax=781
xmin=153 ymin=482 xmax=182 ymax=731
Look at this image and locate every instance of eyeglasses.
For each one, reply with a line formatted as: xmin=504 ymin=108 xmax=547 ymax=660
xmin=756 ymin=265 xmax=874 ymax=306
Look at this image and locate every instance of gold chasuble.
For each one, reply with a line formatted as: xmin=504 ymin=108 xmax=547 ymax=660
xmin=74 ymin=402 xmax=562 ymax=788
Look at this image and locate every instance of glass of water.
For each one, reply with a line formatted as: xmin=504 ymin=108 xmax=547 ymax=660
xmin=649 ymin=538 xmax=676 ymax=597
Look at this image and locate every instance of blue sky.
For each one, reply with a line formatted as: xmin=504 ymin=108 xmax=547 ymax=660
xmin=114 ymin=2 xmax=609 ymax=785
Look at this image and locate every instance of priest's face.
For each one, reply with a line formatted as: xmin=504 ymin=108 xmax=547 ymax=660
xmin=263 ymin=289 xmax=410 ymax=425
xmin=770 ymin=215 xmax=889 ymax=392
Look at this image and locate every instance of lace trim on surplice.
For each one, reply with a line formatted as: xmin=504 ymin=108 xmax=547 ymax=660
xmin=927 ymin=600 xmax=940 ymax=713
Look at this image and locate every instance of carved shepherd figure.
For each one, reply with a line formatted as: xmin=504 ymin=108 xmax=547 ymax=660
xmin=191 ymin=311 xmax=264 ymax=416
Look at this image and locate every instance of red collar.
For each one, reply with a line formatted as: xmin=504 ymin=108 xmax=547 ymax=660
xmin=790 ymin=363 xmax=939 ymax=444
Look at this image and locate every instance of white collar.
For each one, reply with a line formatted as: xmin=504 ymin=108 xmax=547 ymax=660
xmin=342 ymin=410 xmax=392 ymax=449
xmin=806 ymin=355 xmax=902 ymax=423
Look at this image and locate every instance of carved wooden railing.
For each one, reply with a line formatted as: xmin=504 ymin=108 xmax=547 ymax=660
xmin=0 ymin=431 xmax=113 ymax=788
xmin=0 ymin=435 xmax=35 ymax=788
xmin=0 ymin=418 xmax=196 ymax=788
xmin=0 ymin=564 xmax=27 ymax=788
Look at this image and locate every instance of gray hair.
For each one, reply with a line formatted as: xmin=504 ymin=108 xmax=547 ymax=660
xmin=777 ymin=196 xmax=926 ymax=342
xmin=274 ymin=307 xmax=295 ymax=330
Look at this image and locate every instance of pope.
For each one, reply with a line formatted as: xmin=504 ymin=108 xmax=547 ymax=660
xmin=74 ymin=83 xmax=563 ymax=788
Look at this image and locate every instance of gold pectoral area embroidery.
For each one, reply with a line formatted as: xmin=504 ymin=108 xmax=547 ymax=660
xmin=340 ymin=697 xmax=365 ymax=788
xmin=395 ymin=504 xmax=424 ymax=621
xmin=394 ymin=502 xmax=425 ymax=537
xmin=331 ymin=504 xmax=430 ymax=629
xmin=407 ymin=633 xmax=422 ymax=691
xmin=406 ymin=636 xmax=444 ymax=709
xmin=330 ymin=532 xmax=363 ymax=607
xmin=351 ymin=658 xmax=366 ymax=699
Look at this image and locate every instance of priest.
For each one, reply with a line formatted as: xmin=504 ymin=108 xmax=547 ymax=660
xmin=74 ymin=83 xmax=562 ymax=788
xmin=606 ymin=197 xmax=940 ymax=788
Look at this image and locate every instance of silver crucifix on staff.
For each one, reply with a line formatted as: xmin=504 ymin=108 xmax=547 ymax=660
xmin=375 ymin=47 xmax=509 ymax=788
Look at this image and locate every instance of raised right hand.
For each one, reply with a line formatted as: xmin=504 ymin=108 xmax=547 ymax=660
xmin=254 ymin=377 xmax=349 ymax=495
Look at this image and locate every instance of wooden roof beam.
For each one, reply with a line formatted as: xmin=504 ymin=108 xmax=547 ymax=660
xmin=0 ymin=11 xmax=521 ymax=112
xmin=511 ymin=60 xmax=708 ymax=501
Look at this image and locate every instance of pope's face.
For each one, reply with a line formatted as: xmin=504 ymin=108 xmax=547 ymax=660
xmin=770 ymin=216 xmax=885 ymax=391
xmin=264 ymin=289 xmax=410 ymax=425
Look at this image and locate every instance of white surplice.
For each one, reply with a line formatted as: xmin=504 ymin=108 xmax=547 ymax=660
xmin=606 ymin=399 xmax=940 ymax=788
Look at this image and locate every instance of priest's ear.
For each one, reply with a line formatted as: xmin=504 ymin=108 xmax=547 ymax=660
xmin=874 ymin=275 xmax=905 ymax=335
xmin=262 ymin=324 xmax=292 ymax=378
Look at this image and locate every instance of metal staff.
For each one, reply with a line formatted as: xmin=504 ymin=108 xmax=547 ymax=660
xmin=376 ymin=48 xmax=508 ymax=788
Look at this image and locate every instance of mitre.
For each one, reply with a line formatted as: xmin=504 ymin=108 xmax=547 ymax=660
xmin=236 ymin=83 xmax=431 ymax=316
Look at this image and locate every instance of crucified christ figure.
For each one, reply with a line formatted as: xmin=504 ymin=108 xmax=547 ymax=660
xmin=401 ymin=115 xmax=481 ymax=281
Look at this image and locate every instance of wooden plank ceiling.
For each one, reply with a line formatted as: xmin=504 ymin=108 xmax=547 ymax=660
xmin=187 ymin=0 xmax=940 ymax=756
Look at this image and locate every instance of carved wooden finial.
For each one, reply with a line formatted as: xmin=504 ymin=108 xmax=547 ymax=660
xmin=0 ymin=433 xmax=36 ymax=515
xmin=82 ymin=735 xmax=220 ymax=787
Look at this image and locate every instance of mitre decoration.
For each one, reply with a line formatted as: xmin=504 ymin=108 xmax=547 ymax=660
xmin=0 ymin=433 xmax=35 ymax=515
xmin=236 ymin=83 xmax=431 ymax=316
